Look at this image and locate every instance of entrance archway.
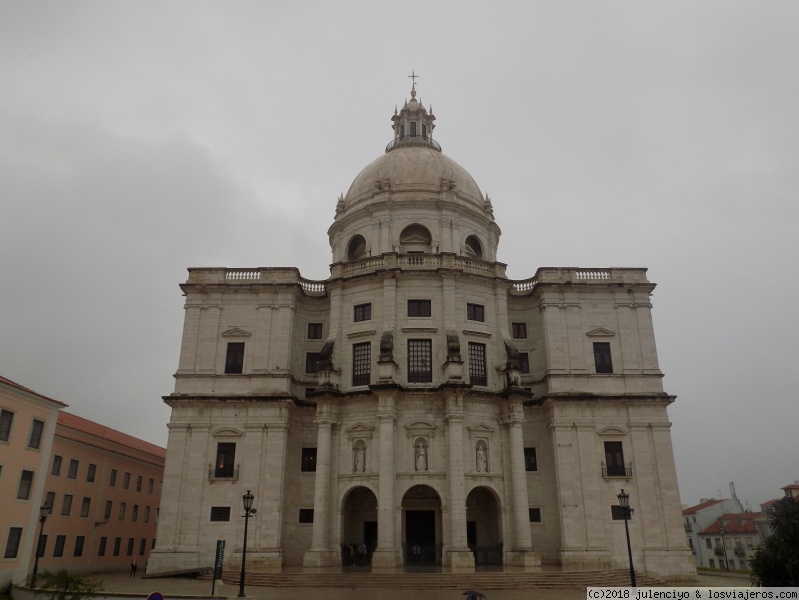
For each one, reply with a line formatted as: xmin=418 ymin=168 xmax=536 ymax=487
xmin=341 ymin=486 xmax=378 ymax=566
xmin=466 ymin=486 xmax=503 ymax=566
xmin=401 ymin=484 xmax=442 ymax=566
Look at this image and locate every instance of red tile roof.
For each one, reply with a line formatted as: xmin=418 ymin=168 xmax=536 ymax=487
xmin=782 ymin=484 xmax=799 ymax=490
xmin=0 ymin=375 xmax=68 ymax=408
xmin=57 ymin=411 xmax=166 ymax=459
xmin=683 ymin=499 xmax=725 ymax=515
xmin=701 ymin=513 xmax=761 ymax=535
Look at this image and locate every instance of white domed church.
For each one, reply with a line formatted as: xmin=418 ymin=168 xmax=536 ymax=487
xmin=149 ymin=85 xmax=694 ymax=580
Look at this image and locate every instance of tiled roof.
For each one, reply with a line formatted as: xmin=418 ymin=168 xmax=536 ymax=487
xmin=701 ymin=513 xmax=762 ymax=535
xmin=0 ymin=374 xmax=68 ymax=408
xmin=782 ymin=484 xmax=799 ymax=490
xmin=57 ymin=411 xmax=166 ymax=459
xmin=683 ymin=499 xmax=725 ymax=515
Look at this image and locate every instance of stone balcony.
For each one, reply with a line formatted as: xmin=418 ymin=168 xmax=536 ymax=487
xmin=330 ymin=253 xmax=506 ymax=279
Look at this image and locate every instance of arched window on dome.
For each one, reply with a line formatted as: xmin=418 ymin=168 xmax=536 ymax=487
xmin=347 ymin=235 xmax=368 ymax=261
xmin=464 ymin=235 xmax=483 ymax=259
xmin=399 ymin=224 xmax=432 ymax=254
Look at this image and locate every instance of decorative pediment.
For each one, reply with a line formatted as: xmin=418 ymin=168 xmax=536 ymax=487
xmin=405 ymin=421 xmax=437 ymax=438
xmin=212 ymin=427 xmax=243 ymax=437
xmin=467 ymin=423 xmax=495 ymax=434
xmin=598 ymin=426 xmax=627 ymax=436
xmin=586 ymin=327 xmax=615 ymax=337
xmin=222 ymin=327 xmax=251 ymax=337
xmin=346 ymin=422 xmax=375 ymax=440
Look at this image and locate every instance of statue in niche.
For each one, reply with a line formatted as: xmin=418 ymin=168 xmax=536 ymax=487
xmin=415 ymin=443 xmax=428 ymax=471
xmin=354 ymin=445 xmax=365 ymax=473
xmin=476 ymin=444 xmax=488 ymax=473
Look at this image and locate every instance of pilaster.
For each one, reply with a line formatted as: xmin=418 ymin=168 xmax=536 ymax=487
xmin=443 ymin=388 xmax=474 ymax=572
xmin=371 ymin=389 xmax=402 ymax=570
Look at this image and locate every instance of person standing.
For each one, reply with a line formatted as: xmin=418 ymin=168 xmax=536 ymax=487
xmin=130 ymin=556 xmax=138 ymax=577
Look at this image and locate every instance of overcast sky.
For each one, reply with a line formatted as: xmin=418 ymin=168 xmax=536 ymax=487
xmin=2 ymin=1 xmax=797 ymax=510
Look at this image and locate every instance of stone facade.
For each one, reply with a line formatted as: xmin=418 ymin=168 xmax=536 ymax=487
xmin=149 ymin=87 xmax=695 ymax=580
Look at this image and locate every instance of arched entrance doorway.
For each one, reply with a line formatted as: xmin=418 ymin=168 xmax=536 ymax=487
xmin=401 ymin=484 xmax=442 ymax=566
xmin=341 ymin=486 xmax=378 ymax=566
xmin=466 ymin=486 xmax=503 ymax=566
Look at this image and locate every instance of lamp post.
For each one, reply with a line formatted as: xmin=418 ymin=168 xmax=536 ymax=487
xmin=617 ymin=489 xmax=637 ymax=587
xmin=718 ymin=519 xmax=730 ymax=572
xmin=238 ymin=490 xmax=255 ymax=598
xmin=31 ymin=502 xmax=49 ymax=588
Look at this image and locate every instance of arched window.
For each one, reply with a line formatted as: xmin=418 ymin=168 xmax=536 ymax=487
xmin=464 ymin=235 xmax=483 ymax=259
xmin=399 ymin=224 xmax=432 ymax=254
xmin=347 ymin=235 xmax=367 ymax=261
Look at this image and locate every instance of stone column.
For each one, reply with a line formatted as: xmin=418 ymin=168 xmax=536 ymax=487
xmin=303 ymin=399 xmax=339 ymax=569
xmin=444 ymin=388 xmax=474 ymax=571
xmin=502 ymin=397 xmax=541 ymax=569
xmin=371 ymin=390 xmax=402 ymax=570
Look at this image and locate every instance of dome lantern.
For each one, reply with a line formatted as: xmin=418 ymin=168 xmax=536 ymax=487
xmin=387 ymin=86 xmax=440 ymax=153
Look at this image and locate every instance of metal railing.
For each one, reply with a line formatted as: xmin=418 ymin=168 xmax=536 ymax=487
xmin=208 ymin=464 xmax=240 ymax=482
xmin=601 ymin=462 xmax=633 ymax=478
xmin=386 ymin=135 xmax=442 ymax=153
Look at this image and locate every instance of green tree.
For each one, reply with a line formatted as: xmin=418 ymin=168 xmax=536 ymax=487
xmin=750 ymin=496 xmax=799 ymax=586
xmin=34 ymin=570 xmax=100 ymax=600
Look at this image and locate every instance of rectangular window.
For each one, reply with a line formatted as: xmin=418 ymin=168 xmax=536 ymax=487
xmin=305 ymin=352 xmax=321 ymax=374
xmin=604 ymin=441 xmax=626 ymax=477
xmin=36 ymin=534 xmax=47 ymax=558
xmin=519 ymin=352 xmax=530 ymax=374
xmin=4 ymin=527 xmax=22 ymax=559
xmin=51 ymin=455 xmax=62 ymax=476
xmin=18 ymin=470 xmax=34 ymax=500
xmin=301 ymin=447 xmax=317 ymax=472
xmin=407 ymin=299 xmax=432 ymax=317
xmin=407 ymin=339 xmax=433 ymax=383
xmin=104 ymin=500 xmax=112 ymax=520
xmin=132 ymin=505 xmax=139 ymax=522
xmin=352 ymin=342 xmax=371 ymax=386
xmin=0 ymin=409 xmax=13 ymax=441
xmin=98 ymin=537 xmax=107 ymax=557
xmin=109 ymin=469 xmax=117 ymax=487
xmin=410 ymin=121 xmax=417 ymax=137
xmin=46 ymin=491 xmax=55 ymax=514
xmin=528 ymin=508 xmax=542 ymax=523
xmin=224 ymin=342 xmax=245 ymax=374
xmin=512 ymin=322 xmax=527 ymax=339
xmin=308 ymin=322 xmax=323 ymax=339
xmin=709 ymin=559 xmax=715 ymax=569
xmin=705 ymin=538 xmax=712 ymax=549
xmin=113 ymin=537 xmax=121 ymax=556
xmin=215 ymin=442 xmax=236 ymax=478
xmin=611 ymin=505 xmax=632 ymax=520
xmin=126 ymin=538 xmax=134 ymax=556
xmin=61 ymin=494 xmax=73 ymax=516
xmin=86 ymin=463 xmax=96 ymax=483
xmin=524 ymin=447 xmax=538 ymax=472
xmin=139 ymin=538 xmax=146 ymax=556
xmin=210 ymin=507 xmax=231 ymax=522
xmin=119 ymin=502 xmax=126 ymax=521
xmin=422 ymin=123 xmax=428 ymax=140
xmin=467 ymin=303 xmax=485 ymax=322
xmin=68 ymin=459 xmax=79 ymax=479
xmin=53 ymin=535 xmax=66 ymax=558
xmin=123 ymin=472 xmax=130 ymax=489
xmin=299 ymin=508 xmax=314 ymax=523
xmin=28 ymin=419 xmax=45 ymax=449
xmin=136 ymin=475 xmax=142 ymax=492
xmin=468 ymin=342 xmax=487 ymax=386
xmin=73 ymin=536 xmax=85 ymax=557
xmin=80 ymin=497 xmax=91 ymax=518
xmin=148 ymin=478 xmax=154 ymax=494
xmin=593 ymin=342 xmax=613 ymax=374
xmin=353 ymin=303 xmax=372 ymax=322
xmin=144 ymin=506 xmax=151 ymax=523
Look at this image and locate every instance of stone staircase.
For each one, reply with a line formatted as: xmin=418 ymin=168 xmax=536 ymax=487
xmin=217 ymin=569 xmax=664 ymax=589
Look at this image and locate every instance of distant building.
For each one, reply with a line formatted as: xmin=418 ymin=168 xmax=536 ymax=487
xmin=682 ymin=497 xmax=743 ymax=567
xmin=0 ymin=376 xmax=166 ymax=591
xmin=698 ymin=513 xmax=760 ymax=571
xmin=150 ymin=85 xmax=695 ymax=580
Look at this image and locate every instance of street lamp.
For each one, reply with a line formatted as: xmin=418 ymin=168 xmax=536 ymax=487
xmin=617 ymin=489 xmax=637 ymax=587
xmin=718 ymin=519 xmax=730 ymax=572
xmin=238 ymin=490 xmax=255 ymax=598
xmin=31 ymin=502 xmax=49 ymax=588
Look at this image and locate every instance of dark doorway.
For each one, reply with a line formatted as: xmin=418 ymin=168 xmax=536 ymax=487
xmin=405 ymin=510 xmax=436 ymax=563
xmin=364 ymin=521 xmax=377 ymax=562
xmin=467 ymin=520 xmax=477 ymax=547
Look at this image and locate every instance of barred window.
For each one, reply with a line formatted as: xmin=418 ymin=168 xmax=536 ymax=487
xmin=354 ymin=303 xmax=372 ymax=322
xmin=466 ymin=303 xmax=485 ymax=322
xmin=468 ymin=342 xmax=487 ymax=386
xmin=210 ymin=507 xmax=231 ymax=522
xmin=305 ymin=352 xmax=321 ymax=374
xmin=308 ymin=323 xmax=323 ymax=339
xmin=407 ymin=299 xmax=431 ymax=317
xmin=352 ymin=342 xmax=371 ymax=386
xmin=407 ymin=339 xmax=433 ymax=383
xmin=512 ymin=322 xmax=527 ymax=339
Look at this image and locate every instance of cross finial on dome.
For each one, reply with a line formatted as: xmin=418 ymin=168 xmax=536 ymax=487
xmin=408 ymin=69 xmax=419 ymax=92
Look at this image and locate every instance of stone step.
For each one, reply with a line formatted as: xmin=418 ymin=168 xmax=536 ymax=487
xmin=219 ymin=569 xmax=664 ymax=589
